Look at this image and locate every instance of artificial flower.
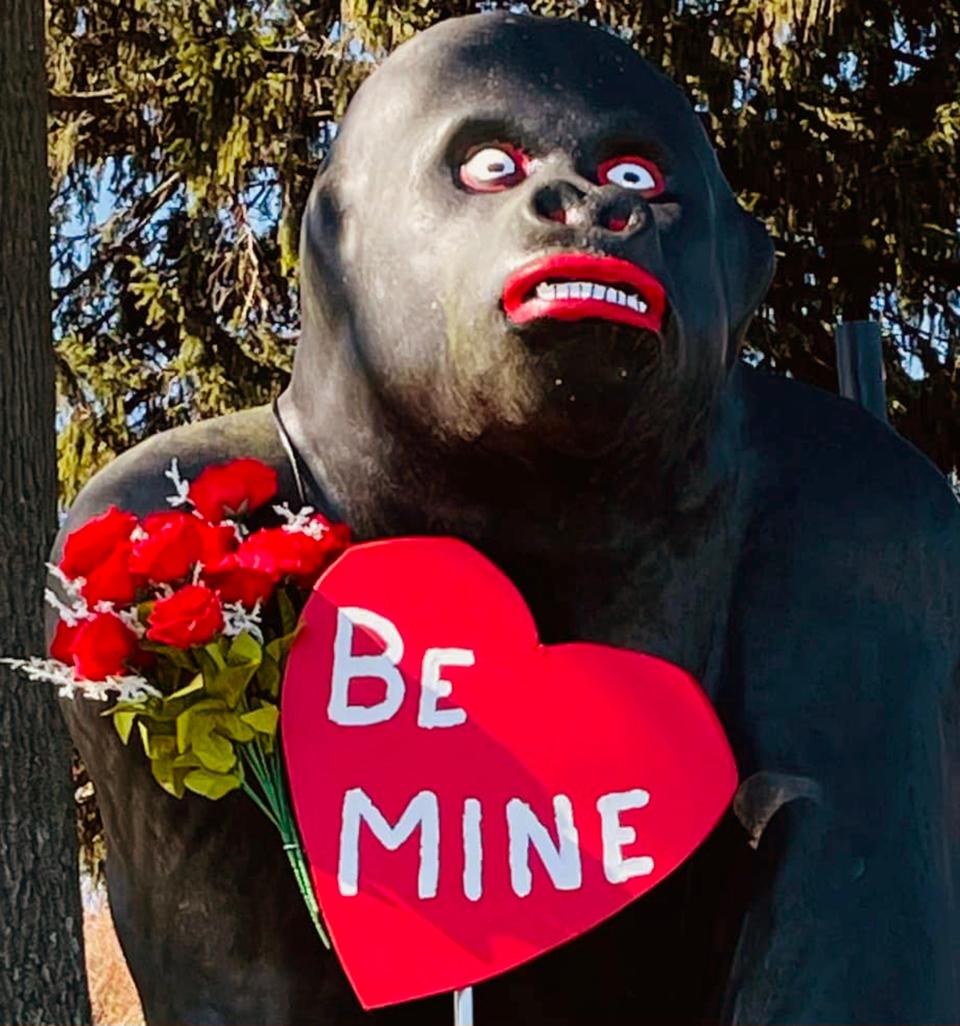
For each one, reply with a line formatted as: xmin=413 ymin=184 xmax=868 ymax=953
xmin=60 ymin=505 xmax=137 ymax=579
xmin=236 ymin=517 xmax=349 ymax=584
xmin=147 ymin=584 xmax=224 ymax=648
xmin=50 ymin=619 xmax=80 ymax=664
xmin=204 ymin=557 xmax=276 ymax=608
xmin=71 ymin=613 xmax=139 ymax=680
xmin=198 ymin=521 xmax=238 ymax=566
xmin=188 ymin=458 xmax=278 ymax=522
xmin=129 ymin=511 xmax=204 ymax=583
xmin=80 ymin=546 xmax=142 ymax=605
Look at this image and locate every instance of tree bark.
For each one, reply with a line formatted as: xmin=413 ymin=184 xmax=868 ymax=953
xmin=0 ymin=0 xmax=91 ymax=1021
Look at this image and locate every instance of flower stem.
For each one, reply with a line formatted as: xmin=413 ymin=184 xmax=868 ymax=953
xmin=282 ymin=837 xmax=330 ymax=948
xmin=239 ymin=744 xmax=330 ymax=949
xmin=241 ymin=779 xmax=280 ymax=831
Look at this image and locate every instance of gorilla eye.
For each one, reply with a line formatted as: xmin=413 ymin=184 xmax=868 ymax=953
xmin=460 ymin=145 xmax=527 ymax=192
xmin=597 ymin=156 xmax=664 ymax=197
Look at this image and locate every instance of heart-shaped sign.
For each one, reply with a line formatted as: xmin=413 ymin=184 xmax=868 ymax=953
xmin=282 ymin=538 xmax=736 ymax=1009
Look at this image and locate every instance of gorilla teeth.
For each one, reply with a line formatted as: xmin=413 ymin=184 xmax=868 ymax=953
xmin=533 ymin=280 xmax=648 ymax=313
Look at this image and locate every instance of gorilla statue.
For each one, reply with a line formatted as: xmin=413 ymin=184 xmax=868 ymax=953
xmin=55 ymin=12 xmax=960 ymax=1025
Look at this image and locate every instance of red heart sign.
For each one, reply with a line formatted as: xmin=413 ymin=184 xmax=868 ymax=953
xmin=282 ymin=538 xmax=736 ymax=1009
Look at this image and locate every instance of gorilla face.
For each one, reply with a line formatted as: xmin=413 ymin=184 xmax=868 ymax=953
xmin=298 ymin=14 xmax=773 ymax=464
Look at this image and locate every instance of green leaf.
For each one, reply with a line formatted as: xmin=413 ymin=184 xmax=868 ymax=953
xmin=175 ymin=697 xmax=227 ymax=751
xmin=255 ymin=628 xmax=299 ymax=700
xmin=149 ymin=756 xmax=188 ymax=799
xmin=265 ymin=630 xmax=297 ymax=664
xmin=183 ymin=767 xmax=243 ymax=800
xmin=257 ymin=654 xmax=281 ymax=698
xmin=191 ymin=729 xmax=237 ymax=773
xmin=207 ymin=663 xmax=259 ymax=707
xmin=196 ymin=634 xmax=262 ymax=707
xmin=204 ymin=639 xmax=228 ymax=671
xmin=141 ymin=641 xmax=197 ymax=671
xmin=158 ymin=673 xmax=205 ymax=716
xmin=138 ymin=721 xmax=177 ymax=761
xmin=195 ymin=646 xmax=222 ymax=688
xmin=277 ymin=588 xmax=297 ymax=636
xmin=112 ymin=708 xmax=140 ymax=745
xmin=166 ymin=673 xmax=205 ymax=701
xmin=175 ymin=699 xmax=255 ymax=772
xmin=154 ymin=659 xmax=183 ymax=692
xmin=172 ymin=751 xmax=203 ymax=769
xmin=240 ymin=702 xmax=279 ymax=737
xmin=228 ymin=630 xmax=262 ymax=667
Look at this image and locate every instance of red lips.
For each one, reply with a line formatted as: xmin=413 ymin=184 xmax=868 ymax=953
xmin=502 ymin=253 xmax=667 ymax=333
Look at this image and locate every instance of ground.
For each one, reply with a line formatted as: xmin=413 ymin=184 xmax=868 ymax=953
xmin=83 ymin=878 xmax=143 ymax=1026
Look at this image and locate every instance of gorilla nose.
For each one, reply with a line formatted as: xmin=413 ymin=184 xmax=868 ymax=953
xmin=531 ymin=180 xmax=645 ymax=234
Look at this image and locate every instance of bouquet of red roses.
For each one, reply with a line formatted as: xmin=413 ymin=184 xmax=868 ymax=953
xmin=5 ymin=457 xmax=350 ymax=946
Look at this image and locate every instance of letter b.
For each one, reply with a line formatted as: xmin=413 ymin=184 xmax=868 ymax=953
xmin=328 ymin=607 xmax=405 ymax=726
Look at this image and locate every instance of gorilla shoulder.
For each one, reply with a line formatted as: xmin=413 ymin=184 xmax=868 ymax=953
xmin=739 ymin=363 xmax=960 ymax=551
xmin=55 ymin=406 xmax=290 ymax=554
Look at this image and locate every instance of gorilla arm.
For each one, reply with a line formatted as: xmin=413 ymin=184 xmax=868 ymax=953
xmin=44 ymin=408 xmax=364 ymax=1025
xmin=720 ymin=412 xmax=960 ymax=1024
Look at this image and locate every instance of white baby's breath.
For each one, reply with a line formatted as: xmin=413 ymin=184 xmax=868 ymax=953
xmin=0 ymin=657 xmax=159 ymax=702
xmin=45 ymin=563 xmax=93 ymax=626
xmin=221 ymin=517 xmax=248 ymax=541
xmin=113 ymin=605 xmax=147 ymax=637
xmin=271 ymin=503 xmax=327 ymax=538
xmin=47 ymin=562 xmax=82 ymax=597
xmin=44 ymin=587 xmax=88 ymax=627
xmin=222 ymin=600 xmax=264 ymax=643
xmin=164 ymin=457 xmax=191 ymax=508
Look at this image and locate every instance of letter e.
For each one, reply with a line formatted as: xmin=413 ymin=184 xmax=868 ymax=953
xmin=418 ymin=648 xmax=473 ymax=728
xmin=596 ymin=789 xmax=654 ymax=883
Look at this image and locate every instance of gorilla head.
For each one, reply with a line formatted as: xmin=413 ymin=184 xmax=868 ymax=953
xmin=289 ymin=13 xmax=773 ymax=472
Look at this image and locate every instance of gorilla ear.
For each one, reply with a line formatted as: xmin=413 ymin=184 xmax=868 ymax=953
xmin=299 ymin=175 xmax=346 ymax=317
xmin=721 ymin=203 xmax=775 ymax=361
xmin=300 ymin=177 xmax=342 ymax=270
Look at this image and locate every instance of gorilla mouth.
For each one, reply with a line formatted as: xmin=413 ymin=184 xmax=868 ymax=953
xmin=502 ymin=253 xmax=666 ymax=333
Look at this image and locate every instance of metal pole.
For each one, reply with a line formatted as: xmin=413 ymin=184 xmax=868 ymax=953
xmin=453 ymin=986 xmax=474 ymax=1025
xmin=835 ymin=320 xmax=888 ymax=422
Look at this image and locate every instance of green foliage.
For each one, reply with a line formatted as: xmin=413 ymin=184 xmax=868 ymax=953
xmin=49 ymin=0 xmax=960 ymax=489
xmin=102 ymin=610 xmax=330 ymax=944
xmin=108 ymin=629 xmax=283 ymax=800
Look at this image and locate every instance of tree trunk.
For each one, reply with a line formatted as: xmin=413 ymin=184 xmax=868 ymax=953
xmin=0 ymin=0 xmax=91 ymax=1021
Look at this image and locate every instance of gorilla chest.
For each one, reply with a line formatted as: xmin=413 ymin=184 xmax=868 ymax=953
xmin=495 ymin=538 xmax=738 ymax=697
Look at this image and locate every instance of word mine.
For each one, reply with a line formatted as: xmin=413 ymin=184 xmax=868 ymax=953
xmin=329 ymin=607 xmax=656 ymax=900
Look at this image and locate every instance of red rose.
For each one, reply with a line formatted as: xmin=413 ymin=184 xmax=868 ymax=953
xmin=129 ymin=511 xmax=204 ymax=583
xmin=204 ymin=556 xmax=276 ymax=608
xmin=71 ymin=613 xmax=139 ymax=680
xmin=324 ymin=520 xmax=352 ymax=553
xmin=128 ymin=513 xmax=238 ymax=585
xmin=50 ymin=619 xmax=80 ymax=664
xmin=146 ymin=585 xmax=224 ymax=648
xmin=198 ymin=521 xmax=237 ymax=566
xmin=80 ymin=546 xmax=142 ymax=605
xmin=188 ymin=459 xmax=278 ymax=522
xmin=233 ymin=527 xmax=302 ymax=578
xmin=235 ymin=516 xmax=350 ymax=585
xmin=60 ymin=505 xmax=137 ymax=579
